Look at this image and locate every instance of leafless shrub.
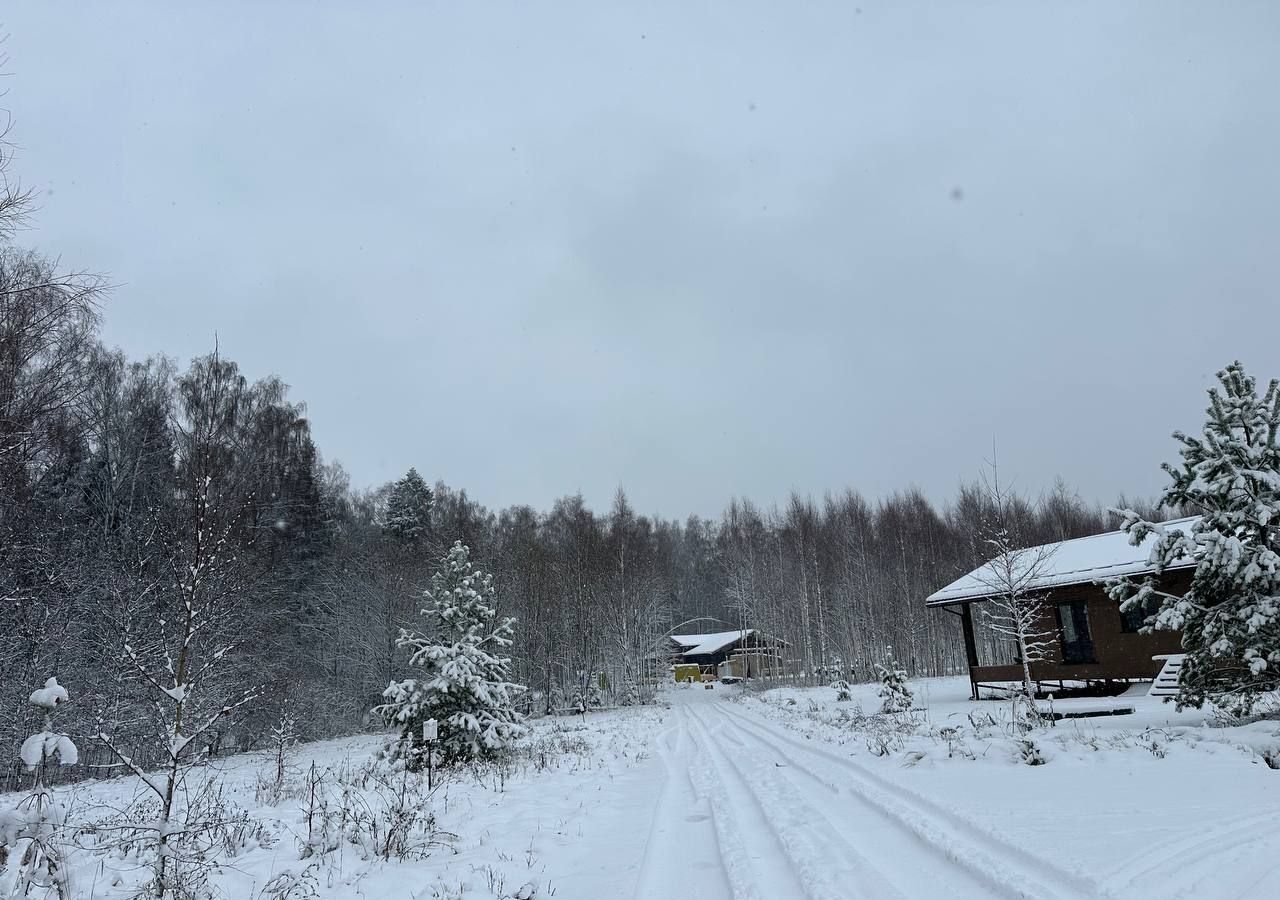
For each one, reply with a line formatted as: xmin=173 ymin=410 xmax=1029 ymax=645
xmin=260 ymin=865 xmax=320 ymax=900
xmin=294 ymin=758 xmax=452 ymax=864
xmin=935 ymin=725 xmax=973 ymax=759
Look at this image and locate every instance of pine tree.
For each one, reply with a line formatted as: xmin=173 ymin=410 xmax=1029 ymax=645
xmin=378 ymin=542 xmax=527 ymax=767
xmin=1108 ymin=362 xmax=1280 ymax=716
xmin=383 ymin=468 xmax=433 ymax=542
xmin=875 ymin=648 xmax=913 ymax=714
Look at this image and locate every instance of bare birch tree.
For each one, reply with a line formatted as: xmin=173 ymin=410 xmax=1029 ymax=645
xmin=95 ymin=474 xmax=257 ymax=898
xmin=972 ymin=462 xmax=1056 ymax=721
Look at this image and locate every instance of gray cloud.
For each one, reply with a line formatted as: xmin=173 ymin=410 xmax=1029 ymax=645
xmin=5 ymin=1 xmax=1279 ymax=517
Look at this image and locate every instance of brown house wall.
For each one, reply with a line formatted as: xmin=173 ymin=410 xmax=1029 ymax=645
xmin=970 ymin=570 xmax=1191 ymax=685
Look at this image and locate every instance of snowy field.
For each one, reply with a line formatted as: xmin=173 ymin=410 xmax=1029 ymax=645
xmin=1 ymin=709 xmax=665 ymax=900
xmin=7 ymin=679 xmax=1280 ymax=899
xmin=731 ymin=677 xmax=1280 ymax=899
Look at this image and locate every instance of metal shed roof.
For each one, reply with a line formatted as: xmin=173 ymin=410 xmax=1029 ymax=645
xmin=926 ymin=516 xmax=1199 ymax=607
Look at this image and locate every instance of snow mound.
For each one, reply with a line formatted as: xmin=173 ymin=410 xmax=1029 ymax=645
xmin=20 ymin=732 xmax=78 ymax=768
xmin=29 ymin=677 xmax=69 ymax=710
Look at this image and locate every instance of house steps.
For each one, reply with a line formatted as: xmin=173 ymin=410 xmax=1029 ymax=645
xmin=1149 ymin=654 xmax=1185 ymax=697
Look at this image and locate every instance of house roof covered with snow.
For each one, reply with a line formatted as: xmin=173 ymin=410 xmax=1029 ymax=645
xmin=669 ymin=629 xmax=760 ymax=657
xmin=926 ymin=516 xmax=1200 ymax=607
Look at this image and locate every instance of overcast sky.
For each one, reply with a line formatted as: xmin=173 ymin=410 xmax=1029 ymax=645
xmin=5 ymin=2 xmax=1278 ymax=519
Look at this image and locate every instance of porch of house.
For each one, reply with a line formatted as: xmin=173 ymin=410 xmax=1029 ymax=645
xmin=944 ymin=588 xmax=1185 ymax=700
xmin=968 ymin=659 xmax=1164 ymax=697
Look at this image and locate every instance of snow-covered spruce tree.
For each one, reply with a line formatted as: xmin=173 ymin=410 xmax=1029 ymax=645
xmin=383 ymin=467 xmax=433 ymax=543
xmin=1107 ymin=362 xmax=1280 ymax=716
xmin=378 ymin=542 xmax=527 ymax=768
xmin=875 ymin=648 xmax=913 ymax=714
xmin=0 ymin=678 xmax=77 ymax=899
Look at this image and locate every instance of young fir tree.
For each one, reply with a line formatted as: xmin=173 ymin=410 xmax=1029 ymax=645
xmin=379 ymin=542 xmax=526 ymax=767
xmin=383 ymin=468 xmax=433 ymax=542
xmin=875 ymin=648 xmax=913 ymax=714
xmin=1107 ymin=362 xmax=1280 ymax=716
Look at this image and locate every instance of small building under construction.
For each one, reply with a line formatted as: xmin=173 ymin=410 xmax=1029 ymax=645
xmin=668 ymin=629 xmax=785 ymax=680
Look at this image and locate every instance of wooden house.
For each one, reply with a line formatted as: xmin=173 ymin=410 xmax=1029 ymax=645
xmin=927 ymin=518 xmax=1196 ymax=699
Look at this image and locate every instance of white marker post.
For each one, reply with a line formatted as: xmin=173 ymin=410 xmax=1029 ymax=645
xmin=422 ymin=718 xmax=438 ymax=790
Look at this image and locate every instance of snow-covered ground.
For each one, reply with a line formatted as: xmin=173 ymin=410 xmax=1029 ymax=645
xmin=7 ymin=678 xmax=1280 ymax=898
xmin=730 ymin=676 xmax=1280 ymax=899
xmin=2 ymin=709 xmax=665 ymax=899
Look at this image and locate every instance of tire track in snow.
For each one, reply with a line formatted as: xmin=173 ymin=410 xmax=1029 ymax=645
xmin=680 ymin=703 xmax=814 ymax=899
xmin=705 ymin=704 xmax=1007 ymax=899
xmin=725 ymin=703 xmax=1102 ymax=900
xmin=634 ymin=710 xmax=734 ymax=900
xmin=689 ymin=703 xmax=913 ymax=900
xmin=1099 ymin=808 xmax=1280 ymax=896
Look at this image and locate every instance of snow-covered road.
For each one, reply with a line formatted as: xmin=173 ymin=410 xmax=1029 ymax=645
xmin=635 ymin=688 xmax=1094 ymax=900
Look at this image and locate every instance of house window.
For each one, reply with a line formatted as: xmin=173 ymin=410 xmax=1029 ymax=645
xmin=1120 ymin=595 xmax=1160 ymax=633
xmin=1057 ymin=601 xmax=1095 ymax=664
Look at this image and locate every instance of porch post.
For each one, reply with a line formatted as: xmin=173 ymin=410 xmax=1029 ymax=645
xmin=959 ymin=603 xmax=980 ymax=700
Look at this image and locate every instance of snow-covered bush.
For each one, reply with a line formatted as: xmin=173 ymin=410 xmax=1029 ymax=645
xmin=966 ymin=708 xmax=997 ymax=735
xmin=547 ymin=682 xmax=568 ymax=716
xmin=576 ymin=673 xmax=604 ymax=712
xmin=618 ymin=680 xmax=641 ymax=706
xmin=1108 ymin=362 xmax=1280 ymax=716
xmin=831 ymin=679 xmax=853 ymax=702
xmin=864 ymin=715 xmax=911 ymax=757
xmin=525 ymin=727 xmax=595 ymax=773
xmin=298 ymin=764 xmax=343 ymax=861
xmin=261 ymin=866 xmax=321 ymax=900
xmin=1015 ymin=738 xmax=1046 ymax=766
xmin=295 ymin=760 xmax=444 ymax=863
xmin=936 ymin=725 xmax=972 ymax=759
xmin=360 ymin=769 xmax=444 ymax=860
xmin=86 ymin=779 xmax=272 ymax=898
xmin=1 ymin=677 xmax=77 ymax=900
xmin=378 ymin=542 xmax=528 ymax=769
xmin=875 ymin=649 xmax=913 ymax=715
xmin=833 ymin=703 xmax=870 ymax=729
